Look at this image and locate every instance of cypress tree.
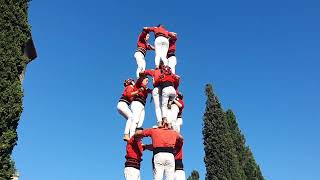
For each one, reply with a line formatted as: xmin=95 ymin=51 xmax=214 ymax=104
xmin=0 ymin=0 xmax=31 ymax=179
xmin=187 ymin=170 xmax=200 ymax=180
xmin=225 ymin=108 xmax=264 ymax=180
xmin=202 ymin=84 xmax=242 ymax=180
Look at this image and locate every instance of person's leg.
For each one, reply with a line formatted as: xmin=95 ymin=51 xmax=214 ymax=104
xmin=164 ymin=153 xmax=175 ymax=180
xmin=161 ymin=86 xmax=176 ymax=124
xmin=130 ymin=101 xmax=144 ymax=137
xmin=168 ymin=56 xmax=177 ymax=74
xmin=137 ymin=106 xmax=145 ymax=128
xmin=159 ymin=37 xmax=169 ymax=66
xmin=154 ymin=153 xmax=165 ymax=180
xmin=117 ymin=102 xmax=133 ymax=135
xmin=174 ymin=170 xmax=186 ymax=180
xmin=152 ymin=87 xmax=162 ymax=124
xmin=154 ymin=37 xmax=162 ymax=68
xmin=169 ymin=104 xmax=179 ymax=131
xmin=134 ymin=52 xmax=146 ymax=78
xmin=124 ymin=167 xmax=140 ymax=180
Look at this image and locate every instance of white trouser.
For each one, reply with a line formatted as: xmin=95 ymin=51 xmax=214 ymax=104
xmin=169 ymin=104 xmax=179 ymax=131
xmin=168 ymin=56 xmax=177 ymax=74
xmin=174 ymin=170 xmax=186 ymax=180
xmin=130 ymin=101 xmax=145 ymax=137
xmin=162 ymin=86 xmax=176 ymax=120
xmin=117 ymin=101 xmax=133 ymax=135
xmin=155 ymin=36 xmax=169 ymax=67
xmin=153 ymin=153 xmax=175 ymax=180
xmin=124 ymin=167 xmax=140 ymax=180
xmin=152 ymin=87 xmax=162 ymax=123
xmin=134 ymin=51 xmax=146 ymax=78
xmin=175 ymin=117 xmax=183 ymax=132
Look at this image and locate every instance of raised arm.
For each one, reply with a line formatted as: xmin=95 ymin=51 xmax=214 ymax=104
xmin=144 ymin=26 xmax=155 ymax=32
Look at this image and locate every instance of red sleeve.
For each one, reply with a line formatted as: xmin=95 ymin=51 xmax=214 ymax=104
xmin=179 ymin=99 xmax=184 ymax=109
xmin=141 ymin=128 xmax=153 ymax=137
xmin=146 ymin=44 xmax=154 ymax=50
xmin=135 ymin=77 xmax=144 ymax=88
xmin=143 ymin=69 xmax=155 ymax=77
xmin=124 ymin=86 xmax=134 ymax=98
xmin=174 ymin=75 xmax=180 ymax=89
xmin=145 ymin=27 xmax=155 ymax=32
xmin=138 ymin=31 xmax=147 ymax=42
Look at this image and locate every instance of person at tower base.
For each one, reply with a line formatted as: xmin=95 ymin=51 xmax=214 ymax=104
xmin=159 ymin=66 xmax=180 ymax=129
xmin=117 ymin=78 xmax=135 ymax=141
xmin=167 ymin=32 xmax=177 ymax=74
xmin=129 ymin=76 xmax=152 ymax=138
xmin=144 ymin=25 xmax=175 ymax=69
xmin=134 ymin=121 xmax=183 ymax=180
xmin=124 ymin=128 xmax=146 ymax=180
xmin=139 ymin=61 xmax=165 ymax=127
xmin=134 ymin=29 xmax=155 ymax=78
xmin=174 ymin=137 xmax=185 ymax=180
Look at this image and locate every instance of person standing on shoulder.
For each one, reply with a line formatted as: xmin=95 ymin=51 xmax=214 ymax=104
xmin=159 ymin=66 xmax=180 ymax=128
xmin=124 ymin=128 xmax=147 ymax=180
xmin=167 ymin=32 xmax=177 ymax=74
xmin=169 ymin=92 xmax=184 ymax=132
xmin=134 ymin=29 xmax=155 ymax=78
xmin=129 ymin=76 xmax=152 ymax=138
xmin=144 ymin=25 xmax=175 ymax=68
xmin=139 ymin=61 xmax=165 ymax=127
xmin=117 ymin=78 xmax=135 ymax=141
xmin=134 ymin=122 xmax=183 ymax=180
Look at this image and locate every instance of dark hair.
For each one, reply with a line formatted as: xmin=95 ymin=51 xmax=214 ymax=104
xmin=136 ymin=127 xmax=144 ymax=131
xmin=157 ymin=24 xmax=164 ymax=27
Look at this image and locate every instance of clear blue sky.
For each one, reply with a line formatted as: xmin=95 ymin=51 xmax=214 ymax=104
xmin=13 ymin=0 xmax=320 ymax=179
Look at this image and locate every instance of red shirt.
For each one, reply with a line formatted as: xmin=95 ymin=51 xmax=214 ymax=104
xmin=143 ymin=69 xmax=162 ymax=87
xmin=120 ymin=85 xmax=134 ymax=103
xmin=174 ymin=138 xmax=183 ymax=160
xmin=136 ymin=30 xmax=153 ymax=56
xmin=177 ymin=98 xmax=184 ymax=114
xmin=145 ymin=26 xmax=171 ymax=38
xmin=125 ymin=137 xmax=143 ymax=161
xmin=141 ymin=128 xmax=180 ymax=148
xmin=133 ymin=77 xmax=152 ymax=103
xmin=168 ymin=34 xmax=177 ymax=54
xmin=159 ymin=73 xmax=180 ymax=89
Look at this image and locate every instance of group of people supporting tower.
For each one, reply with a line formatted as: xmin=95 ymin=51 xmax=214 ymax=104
xmin=117 ymin=24 xmax=186 ymax=180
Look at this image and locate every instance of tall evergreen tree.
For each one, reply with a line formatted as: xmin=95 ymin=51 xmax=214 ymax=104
xmin=187 ymin=170 xmax=200 ymax=180
xmin=225 ymin=107 xmax=264 ymax=180
xmin=202 ymin=84 xmax=242 ymax=180
xmin=0 ymin=0 xmax=31 ymax=179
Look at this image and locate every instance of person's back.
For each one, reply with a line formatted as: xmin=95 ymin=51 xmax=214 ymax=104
xmin=135 ymin=124 xmax=183 ymax=180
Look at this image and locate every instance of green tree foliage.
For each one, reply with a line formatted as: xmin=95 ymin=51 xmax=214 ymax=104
xmin=202 ymin=84 xmax=242 ymax=180
xmin=226 ymin=110 xmax=264 ymax=180
xmin=0 ymin=0 xmax=31 ymax=179
xmin=187 ymin=170 xmax=200 ymax=180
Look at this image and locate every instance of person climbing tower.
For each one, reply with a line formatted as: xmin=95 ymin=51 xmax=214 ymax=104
xmin=134 ymin=29 xmax=155 ymax=78
xmin=159 ymin=66 xmax=180 ymax=128
xmin=139 ymin=61 xmax=165 ymax=127
xmin=144 ymin=25 xmax=175 ymax=69
xmin=117 ymin=78 xmax=135 ymax=141
xmin=129 ymin=76 xmax=152 ymax=138
xmin=169 ymin=91 xmax=184 ymax=132
xmin=167 ymin=32 xmax=178 ymax=74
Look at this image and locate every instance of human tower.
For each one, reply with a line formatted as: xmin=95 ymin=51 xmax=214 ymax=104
xmin=117 ymin=24 xmax=185 ymax=180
